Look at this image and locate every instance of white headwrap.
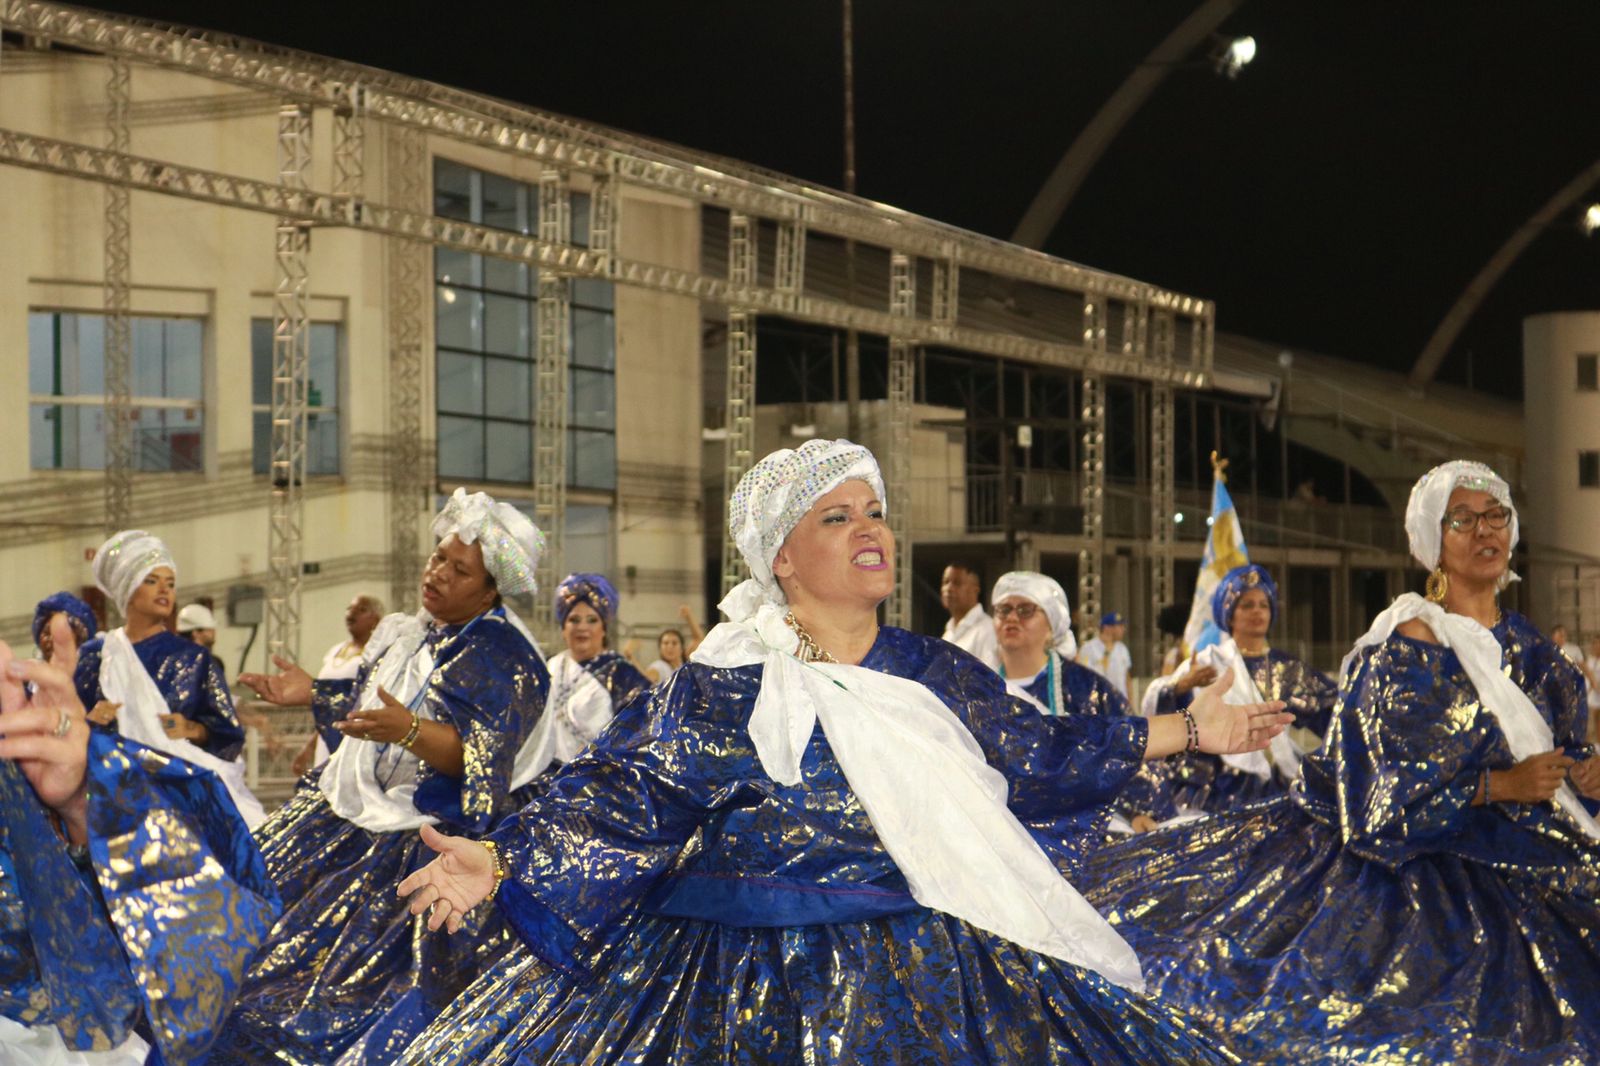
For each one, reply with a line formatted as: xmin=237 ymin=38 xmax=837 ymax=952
xmin=92 ymin=530 xmax=176 ymax=613
xmin=696 ymin=441 xmax=1145 ymax=991
xmin=722 ymin=438 xmax=886 ymax=622
xmin=990 ymin=571 xmax=1078 ymax=659
xmin=1404 ymin=460 xmax=1519 ymax=583
xmin=431 ymin=488 xmax=546 ymax=597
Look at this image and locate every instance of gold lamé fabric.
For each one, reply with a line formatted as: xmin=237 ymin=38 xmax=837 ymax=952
xmin=398 ymin=626 xmax=1239 ymax=1064
xmin=1085 ymin=609 xmax=1600 ymax=1064
xmin=75 ymin=628 xmax=248 ymax=759
xmin=211 ymin=611 xmax=549 ymax=1065
xmin=0 ymin=731 xmax=279 ymax=1065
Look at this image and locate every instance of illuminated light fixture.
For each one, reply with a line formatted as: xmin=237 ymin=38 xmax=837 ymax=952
xmin=1173 ymin=512 xmax=1185 ymax=524
xmin=440 ymin=287 xmax=458 ymax=305
xmin=1214 ymin=35 xmax=1257 ymax=79
xmin=1582 ymin=204 xmax=1600 ymax=237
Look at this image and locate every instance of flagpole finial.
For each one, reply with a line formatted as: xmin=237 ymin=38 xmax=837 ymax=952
xmin=1210 ymin=451 xmax=1230 ymax=484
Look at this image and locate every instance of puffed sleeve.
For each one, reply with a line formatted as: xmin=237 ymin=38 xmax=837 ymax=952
xmin=487 ymin=666 xmax=748 ymax=981
xmin=309 ymin=673 xmax=360 ymax=755
xmin=411 ymin=626 xmax=550 ymax=834
xmin=189 ymin=650 xmax=246 ymax=761
xmin=72 ymin=640 xmax=104 ymax=719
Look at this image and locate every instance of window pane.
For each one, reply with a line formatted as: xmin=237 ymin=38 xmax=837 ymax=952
xmin=569 ymin=428 xmax=616 ymax=490
xmin=485 ymin=358 xmax=532 ymax=421
xmin=485 ymin=421 xmax=532 ymax=483
xmin=1579 ymin=354 xmax=1599 ymax=392
xmin=483 ymin=293 xmax=531 ymax=358
xmin=572 ymin=307 xmax=615 ymax=370
xmin=438 ymin=416 xmax=485 ymax=480
xmin=1582 ymin=451 xmax=1600 ymax=489
xmin=438 ymin=351 xmax=485 ymax=415
xmin=252 ymin=410 xmax=270 ymax=475
xmin=434 ymin=159 xmax=473 ymax=220
xmin=309 ymin=323 xmax=339 ymax=410
xmin=28 ymin=313 xmax=55 ymax=394
xmin=250 ymin=318 xmax=272 ymax=405
xmin=162 ymin=318 xmax=204 ymax=399
xmin=572 ymin=277 xmax=614 ymax=311
xmin=435 ymin=246 xmax=480 ymax=288
xmin=437 ymin=286 xmax=483 ymax=351
xmin=571 ymin=368 xmax=615 ymax=430
xmin=571 ymin=192 xmax=591 ymax=248
xmin=307 ymin=411 xmax=339 ymax=476
xmin=50 ymin=314 xmax=106 ymax=395
xmin=481 ymin=173 xmax=524 ymax=233
xmin=483 ymin=256 xmax=530 ymax=296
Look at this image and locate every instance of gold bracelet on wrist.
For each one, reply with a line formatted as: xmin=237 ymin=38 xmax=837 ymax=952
xmin=481 ymin=839 xmax=510 ymax=901
xmin=396 ymin=713 xmax=422 ymax=751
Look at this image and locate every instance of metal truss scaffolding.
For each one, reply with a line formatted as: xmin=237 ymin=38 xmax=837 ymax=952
xmin=531 ymin=168 xmax=571 ymax=636
xmin=719 ymin=213 xmax=758 ymax=598
xmin=385 ymin=125 xmax=428 ymax=613
xmin=1077 ymin=292 xmax=1108 ymax=635
xmin=266 ymin=103 xmax=311 ymax=663
xmin=1148 ymin=309 xmax=1177 ymax=669
xmin=102 ymin=54 xmax=132 ymax=534
xmin=885 ymin=252 xmax=916 ymax=629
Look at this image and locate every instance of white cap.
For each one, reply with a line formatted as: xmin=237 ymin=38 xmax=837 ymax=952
xmin=177 ymin=603 xmax=218 ymax=632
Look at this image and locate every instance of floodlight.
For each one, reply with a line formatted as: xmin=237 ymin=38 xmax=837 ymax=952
xmin=1217 ymin=36 xmax=1256 ymax=79
xmin=1582 ymin=204 xmax=1600 ymax=237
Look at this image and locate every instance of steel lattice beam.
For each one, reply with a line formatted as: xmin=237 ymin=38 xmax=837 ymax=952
xmin=719 ymin=213 xmax=759 ymax=599
xmin=531 ymin=168 xmax=571 ymax=638
xmin=885 ymin=252 xmax=916 ymax=630
xmin=102 ymin=53 xmax=133 ymax=534
xmin=331 ymin=82 xmax=365 ymax=203
xmin=1148 ymin=309 xmax=1177 ymax=673
xmin=385 ymin=124 xmax=427 ymax=613
xmin=266 ymin=103 xmax=311 ymax=663
xmin=1077 ymin=290 xmax=1108 ymax=636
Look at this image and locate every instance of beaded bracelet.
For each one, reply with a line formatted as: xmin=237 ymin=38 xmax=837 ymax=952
xmin=481 ymin=839 xmax=510 ymax=901
xmin=1178 ymin=706 xmax=1201 ymax=754
xmin=396 ymin=713 xmax=422 ymax=751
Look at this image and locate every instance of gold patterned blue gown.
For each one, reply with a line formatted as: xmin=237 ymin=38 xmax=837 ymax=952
xmin=1147 ymin=648 xmax=1336 ymax=812
xmin=1084 ymin=611 xmax=1600 ymax=1064
xmin=212 ymin=608 xmax=549 ymax=1065
xmin=0 ymin=731 xmax=278 ymax=1065
xmin=397 ymin=627 xmax=1236 ymax=1064
xmin=76 ymin=629 xmax=248 ymax=761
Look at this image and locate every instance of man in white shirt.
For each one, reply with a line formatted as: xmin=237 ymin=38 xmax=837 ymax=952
xmin=940 ymin=561 xmax=999 ymax=670
xmin=1077 ymin=611 xmax=1132 ymax=700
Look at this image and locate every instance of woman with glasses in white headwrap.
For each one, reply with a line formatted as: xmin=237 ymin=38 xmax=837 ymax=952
xmin=1082 ymin=461 xmax=1600 ymax=1063
xmin=992 ymin=571 xmax=1180 ymax=834
xmin=0 ymin=640 xmax=279 ymax=1065
xmin=1138 ymin=563 xmax=1338 ymax=815
xmin=213 ymin=490 xmax=551 ymax=1065
xmin=391 ymin=439 xmax=1289 ymax=1065
xmin=74 ymin=530 xmax=267 ymax=828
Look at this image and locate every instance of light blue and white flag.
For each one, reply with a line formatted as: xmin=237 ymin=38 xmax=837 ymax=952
xmin=1183 ymin=455 xmax=1250 ymax=656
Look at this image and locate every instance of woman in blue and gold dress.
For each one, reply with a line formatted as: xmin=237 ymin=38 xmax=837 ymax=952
xmin=1139 ymin=564 xmax=1337 ymax=813
xmin=212 ymin=490 xmax=550 ymax=1064
xmin=1085 ymin=460 xmax=1600 ymax=1064
xmin=0 ymin=640 xmax=278 ymax=1066
xmin=991 ymin=570 xmax=1179 ymax=833
xmin=394 ymin=438 xmax=1292 ymax=1065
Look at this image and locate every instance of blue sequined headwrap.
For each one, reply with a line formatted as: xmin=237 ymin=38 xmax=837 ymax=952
xmin=32 ymin=591 xmax=98 ymax=647
xmin=555 ymin=572 xmax=620 ymax=627
xmin=1212 ymin=564 xmax=1278 ymax=633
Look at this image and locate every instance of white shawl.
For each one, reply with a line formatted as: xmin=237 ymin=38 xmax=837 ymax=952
xmin=511 ymin=650 xmax=615 ymax=787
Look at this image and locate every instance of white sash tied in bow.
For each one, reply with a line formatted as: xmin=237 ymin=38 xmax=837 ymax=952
xmin=1342 ymin=594 xmax=1600 ymax=841
xmin=692 ymin=590 xmax=1144 ymax=992
xmin=510 ymin=651 xmax=614 ymax=788
xmin=99 ymin=629 xmax=266 ymax=829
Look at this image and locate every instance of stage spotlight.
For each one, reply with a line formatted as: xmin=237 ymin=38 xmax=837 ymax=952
xmin=1582 ymin=204 xmax=1600 ymax=237
xmin=1215 ymin=36 xmax=1257 ymax=79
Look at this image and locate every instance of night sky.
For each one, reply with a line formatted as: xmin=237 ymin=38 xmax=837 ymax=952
xmin=85 ymin=1 xmax=1600 ymax=398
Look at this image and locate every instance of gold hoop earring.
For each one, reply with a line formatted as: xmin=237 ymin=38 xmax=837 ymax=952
xmin=1425 ymin=567 xmax=1449 ymax=604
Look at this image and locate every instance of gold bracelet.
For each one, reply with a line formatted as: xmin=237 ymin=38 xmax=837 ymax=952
xmin=481 ymin=839 xmax=510 ymax=901
xmin=396 ymin=713 xmax=422 ymax=751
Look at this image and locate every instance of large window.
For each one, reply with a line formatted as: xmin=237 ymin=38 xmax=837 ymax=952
xmin=1581 ymin=450 xmax=1600 ymax=489
xmin=29 ymin=311 xmax=204 ymax=472
xmin=250 ymin=319 xmax=342 ymax=476
xmin=434 ymin=158 xmax=616 ymax=489
xmin=1578 ymin=353 xmax=1599 ymax=392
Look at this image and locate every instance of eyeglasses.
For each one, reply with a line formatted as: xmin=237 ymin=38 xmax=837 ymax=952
xmin=1442 ymin=505 xmax=1513 ymax=534
xmin=993 ymin=602 xmax=1041 ymax=621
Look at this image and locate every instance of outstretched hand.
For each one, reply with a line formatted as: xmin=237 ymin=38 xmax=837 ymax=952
xmin=1188 ymin=668 xmax=1293 ymax=755
xmin=0 ymin=640 xmax=92 ymax=839
xmin=238 ymin=655 xmax=314 ymax=706
xmin=397 ymin=823 xmax=498 ymax=934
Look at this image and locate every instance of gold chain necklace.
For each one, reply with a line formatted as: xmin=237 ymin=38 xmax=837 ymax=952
xmin=783 ymin=611 xmax=839 ymax=664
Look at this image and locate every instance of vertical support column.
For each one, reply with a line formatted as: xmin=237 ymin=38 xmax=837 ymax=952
xmin=1149 ymin=307 xmax=1177 ymax=673
xmin=267 ymin=103 xmax=313 ymax=663
xmin=588 ymin=161 xmax=618 ymax=269
xmin=930 ymin=251 xmax=959 ymax=337
xmin=102 ymin=55 xmax=133 ymax=534
xmin=332 ymin=83 xmax=366 ymax=212
xmin=719 ymin=213 xmax=759 ymax=598
xmin=385 ymin=125 xmax=428 ymax=613
xmin=885 ymin=252 xmax=916 ymax=629
xmin=773 ymin=210 xmax=805 ymax=312
xmin=1077 ymin=291 xmax=1107 ymax=636
xmin=532 ymin=168 xmax=572 ymax=637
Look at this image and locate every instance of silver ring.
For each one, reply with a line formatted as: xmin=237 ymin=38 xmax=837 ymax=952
xmin=53 ymin=708 xmax=72 ymax=738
